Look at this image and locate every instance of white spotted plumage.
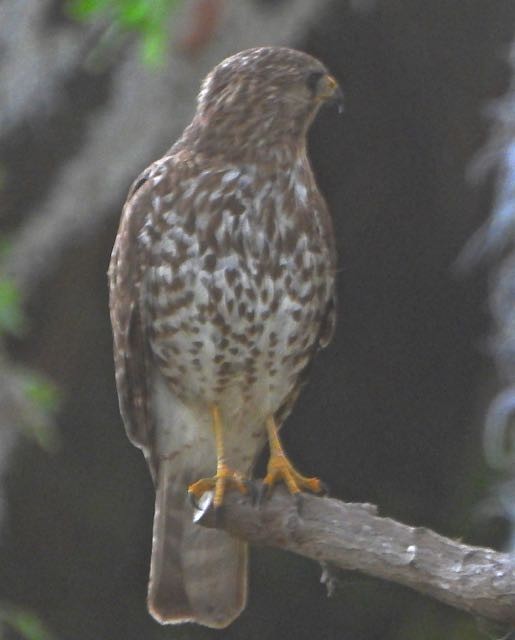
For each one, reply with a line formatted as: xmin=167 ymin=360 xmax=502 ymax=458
xmin=108 ymin=46 xmax=339 ymax=630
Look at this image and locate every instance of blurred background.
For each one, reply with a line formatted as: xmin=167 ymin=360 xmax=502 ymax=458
xmin=1 ymin=1 xmax=515 ymax=638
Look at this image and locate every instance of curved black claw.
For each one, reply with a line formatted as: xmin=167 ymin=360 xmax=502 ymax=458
xmin=318 ymin=480 xmax=330 ymax=497
xmin=244 ymin=479 xmax=260 ymax=506
xmin=188 ymin=490 xmax=201 ymax=511
xmin=293 ymin=491 xmax=304 ymax=512
xmin=256 ymin=481 xmax=273 ymax=507
xmin=213 ymin=503 xmax=225 ymax=526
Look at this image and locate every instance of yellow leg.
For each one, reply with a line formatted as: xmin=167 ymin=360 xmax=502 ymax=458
xmin=188 ymin=405 xmax=248 ymax=508
xmin=263 ymin=416 xmax=323 ymax=495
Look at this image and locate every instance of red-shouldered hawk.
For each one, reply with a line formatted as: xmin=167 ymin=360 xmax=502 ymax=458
xmin=109 ymin=46 xmax=341 ymax=629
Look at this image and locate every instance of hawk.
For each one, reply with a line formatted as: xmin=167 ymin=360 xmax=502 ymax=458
xmin=108 ymin=46 xmax=341 ymax=628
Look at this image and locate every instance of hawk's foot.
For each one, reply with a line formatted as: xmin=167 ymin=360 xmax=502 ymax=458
xmin=188 ymin=463 xmax=248 ymax=509
xmin=262 ymin=415 xmax=325 ymax=498
xmin=262 ymin=451 xmax=323 ymax=497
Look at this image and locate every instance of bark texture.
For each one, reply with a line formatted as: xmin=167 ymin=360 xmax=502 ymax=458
xmin=197 ymin=487 xmax=515 ymax=625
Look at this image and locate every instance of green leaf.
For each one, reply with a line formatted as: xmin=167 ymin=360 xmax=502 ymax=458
xmin=117 ymin=0 xmax=148 ymax=28
xmin=66 ymin=0 xmax=111 ymax=21
xmin=23 ymin=375 xmax=61 ymax=414
xmin=66 ymin=0 xmax=184 ymax=65
xmin=141 ymin=29 xmax=167 ymax=67
xmin=0 ymin=604 xmax=58 ymax=640
xmin=0 ymin=278 xmax=27 ymax=336
xmin=17 ymin=373 xmax=62 ymax=452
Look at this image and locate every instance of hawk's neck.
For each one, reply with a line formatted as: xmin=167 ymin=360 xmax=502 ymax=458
xmin=175 ymin=116 xmax=308 ymax=166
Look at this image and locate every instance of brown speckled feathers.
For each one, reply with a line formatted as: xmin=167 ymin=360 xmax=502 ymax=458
xmin=108 ymin=47 xmax=338 ymax=629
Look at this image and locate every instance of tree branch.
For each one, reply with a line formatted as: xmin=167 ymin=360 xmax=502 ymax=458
xmin=194 ymin=485 xmax=515 ymax=625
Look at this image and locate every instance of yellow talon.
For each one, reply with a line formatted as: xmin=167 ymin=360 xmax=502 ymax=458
xmin=262 ymin=416 xmax=323 ymax=495
xmin=188 ymin=463 xmax=248 ymax=509
xmin=188 ymin=405 xmax=248 ymax=509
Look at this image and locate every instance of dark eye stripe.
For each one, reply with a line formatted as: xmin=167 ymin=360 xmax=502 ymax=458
xmin=306 ymin=71 xmax=324 ymax=94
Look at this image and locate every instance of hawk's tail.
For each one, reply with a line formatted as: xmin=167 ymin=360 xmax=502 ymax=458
xmin=147 ymin=458 xmax=248 ymax=628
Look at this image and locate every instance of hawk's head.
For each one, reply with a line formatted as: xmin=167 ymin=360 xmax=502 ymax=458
xmin=190 ymin=47 xmax=342 ymax=157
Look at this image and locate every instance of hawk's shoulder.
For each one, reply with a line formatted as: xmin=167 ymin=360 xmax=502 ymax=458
xmin=108 ymin=154 xmax=179 ymax=473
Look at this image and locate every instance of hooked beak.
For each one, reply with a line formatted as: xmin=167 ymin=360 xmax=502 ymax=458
xmin=317 ymin=74 xmax=344 ymax=114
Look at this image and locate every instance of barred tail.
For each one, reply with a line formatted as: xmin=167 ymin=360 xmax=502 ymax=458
xmin=147 ymin=458 xmax=248 ymax=628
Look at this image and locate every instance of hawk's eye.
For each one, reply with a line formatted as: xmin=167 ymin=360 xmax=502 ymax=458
xmin=306 ymin=71 xmax=325 ymax=94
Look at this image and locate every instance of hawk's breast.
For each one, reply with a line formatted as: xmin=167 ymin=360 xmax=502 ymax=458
xmin=141 ymin=163 xmax=334 ymax=420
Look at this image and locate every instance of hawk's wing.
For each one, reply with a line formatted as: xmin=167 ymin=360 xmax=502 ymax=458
xmin=318 ymin=288 xmax=337 ymax=349
xmin=109 ymin=159 xmax=249 ymax=628
xmin=274 ymin=189 xmax=337 ymax=426
xmin=108 ymin=168 xmax=157 ymax=478
xmin=315 ymin=190 xmax=338 ymax=350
